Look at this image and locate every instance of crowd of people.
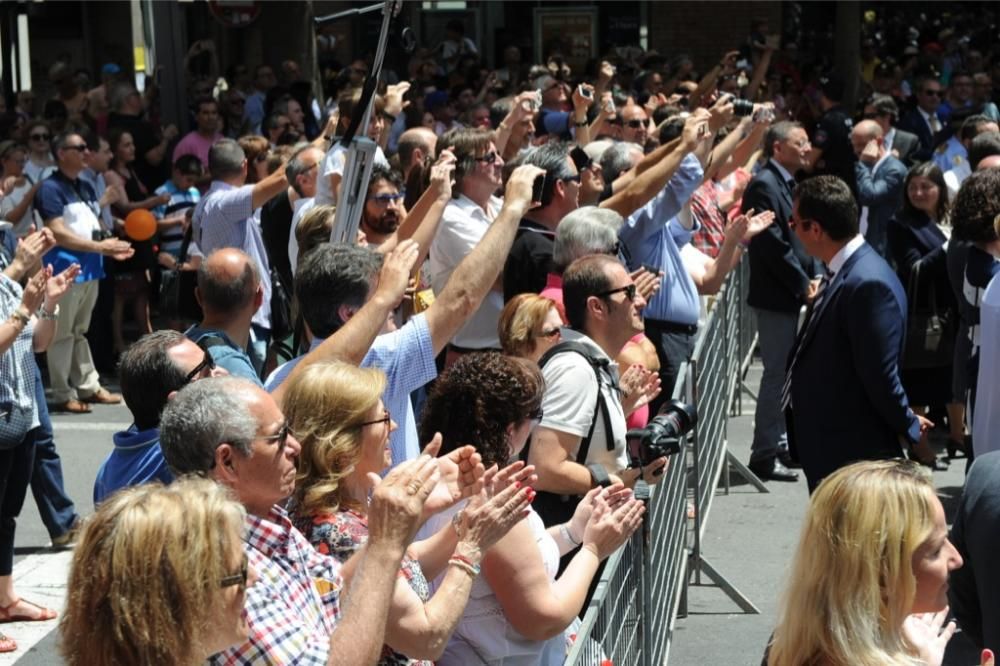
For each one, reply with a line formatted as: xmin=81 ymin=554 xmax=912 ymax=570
xmin=0 ymin=6 xmax=996 ymax=664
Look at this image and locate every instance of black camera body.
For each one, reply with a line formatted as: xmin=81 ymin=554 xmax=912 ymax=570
xmin=731 ymin=98 xmax=755 ymax=117
xmin=626 ymin=400 xmax=697 ymax=469
xmin=92 ymin=228 xmax=113 ymax=242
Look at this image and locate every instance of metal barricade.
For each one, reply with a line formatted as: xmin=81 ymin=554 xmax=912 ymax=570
xmin=566 ymin=260 xmax=761 ymax=665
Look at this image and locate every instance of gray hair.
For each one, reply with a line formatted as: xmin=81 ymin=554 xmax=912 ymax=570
xmin=764 ymin=121 xmax=803 ymax=158
xmin=159 ymin=377 xmax=258 ymax=476
xmin=208 ymin=139 xmax=246 ymax=180
xmin=285 ymin=143 xmax=320 ymax=196
xmin=583 ymin=140 xmax=614 ymax=165
xmin=553 ymin=206 xmax=624 ymax=272
xmin=600 ymin=142 xmax=643 ymax=183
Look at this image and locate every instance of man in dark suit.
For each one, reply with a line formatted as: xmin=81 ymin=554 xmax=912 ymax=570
xmin=851 ymin=119 xmax=907 ymax=257
xmin=863 ymin=93 xmax=921 ymax=166
xmin=784 ymin=176 xmax=931 ymax=492
xmin=949 ymin=451 xmax=1000 ymax=654
xmin=897 ymin=76 xmax=946 ymax=163
xmin=742 ymin=121 xmax=819 ymax=482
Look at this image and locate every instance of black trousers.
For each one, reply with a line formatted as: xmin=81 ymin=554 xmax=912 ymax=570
xmin=642 ymin=318 xmax=697 ymax=416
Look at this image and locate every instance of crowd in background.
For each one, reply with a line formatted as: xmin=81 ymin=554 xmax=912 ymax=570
xmin=0 ymin=4 xmax=996 ymax=665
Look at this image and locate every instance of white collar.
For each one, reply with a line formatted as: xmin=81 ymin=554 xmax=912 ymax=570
xmin=827 ymin=235 xmax=865 ymax=276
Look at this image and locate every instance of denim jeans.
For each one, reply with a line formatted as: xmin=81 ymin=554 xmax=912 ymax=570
xmin=30 ymin=362 xmax=78 ymax=539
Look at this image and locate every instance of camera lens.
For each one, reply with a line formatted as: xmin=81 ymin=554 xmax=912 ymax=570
xmin=732 ymin=98 xmax=754 ymax=117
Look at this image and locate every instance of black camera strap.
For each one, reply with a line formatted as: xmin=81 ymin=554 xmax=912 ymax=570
xmin=535 ymin=341 xmax=616 ymax=465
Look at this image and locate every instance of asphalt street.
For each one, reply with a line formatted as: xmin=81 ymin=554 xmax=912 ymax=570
xmin=2 ymin=365 xmax=985 ymax=664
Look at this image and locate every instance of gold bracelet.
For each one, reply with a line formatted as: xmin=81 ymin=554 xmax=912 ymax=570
xmin=9 ymin=310 xmax=30 ymax=327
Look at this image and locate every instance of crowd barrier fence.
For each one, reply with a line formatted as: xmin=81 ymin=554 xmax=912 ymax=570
xmin=565 ymin=259 xmax=765 ymax=666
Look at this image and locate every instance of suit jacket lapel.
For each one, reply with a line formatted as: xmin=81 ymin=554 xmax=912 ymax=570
xmin=765 ymin=162 xmax=794 ymax=211
xmin=796 ymin=244 xmax=871 ymax=355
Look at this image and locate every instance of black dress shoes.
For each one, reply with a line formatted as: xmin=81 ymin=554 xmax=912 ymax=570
xmin=777 ymin=449 xmax=802 ymax=469
xmin=748 ymin=457 xmax=799 ymax=482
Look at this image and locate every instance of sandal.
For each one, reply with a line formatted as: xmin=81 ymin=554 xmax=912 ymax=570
xmin=0 ymin=633 xmax=15 ymax=653
xmin=0 ymin=598 xmax=57 ymax=623
xmin=52 ymin=399 xmax=91 ymax=414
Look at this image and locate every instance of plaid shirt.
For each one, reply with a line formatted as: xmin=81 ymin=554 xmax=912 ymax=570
xmin=690 ymin=181 xmax=727 ymax=258
xmin=208 ymin=506 xmax=342 ymax=665
xmin=192 ymin=181 xmax=272 ymax=330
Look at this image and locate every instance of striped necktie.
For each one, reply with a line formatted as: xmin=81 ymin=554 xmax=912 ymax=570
xmin=780 ymin=270 xmax=834 ymax=410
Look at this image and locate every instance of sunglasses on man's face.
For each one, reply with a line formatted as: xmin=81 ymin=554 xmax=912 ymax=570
xmin=597 ymin=283 xmax=638 ymax=302
xmin=184 ymin=348 xmax=216 ymax=385
xmin=30 ymin=133 xmax=50 ymax=142
xmin=368 ymin=191 xmax=405 ymax=205
xmin=624 ymin=119 xmax=645 ymax=129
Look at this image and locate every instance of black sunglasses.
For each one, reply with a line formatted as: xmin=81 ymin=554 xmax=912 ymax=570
xmin=259 ymin=421 xmax=296 ymax=454
xmin=62 ymin=144 xmax=89 ymax=153
xmin=597 ymin=284 xmax=637 ymax=301
xmin=473 ymin=151 xmax=499 ymax=164
xmin=921 ymin=89 xmax=942 ymax=97
xmin=625 ymin=119 xmax=645 ymax=129
xmin=30 ymin=133 xmax=50 ymax=141
xmin=184 ymin=347 xmax=216 ymax=384
xmin=220 ymin=552 xmax=249 ymax=592
xmin=528 ymin=406 xmax=544 ymax=423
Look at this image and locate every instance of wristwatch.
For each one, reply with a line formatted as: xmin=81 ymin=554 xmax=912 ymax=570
xmin=587 ymin=463 xmax=611 ymax=489
xmin=37 ymin=304 xmax=59 ymax=320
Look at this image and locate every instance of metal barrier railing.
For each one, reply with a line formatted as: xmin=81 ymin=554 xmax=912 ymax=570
xmin=566 ymin=261 xmax=763 ymax=665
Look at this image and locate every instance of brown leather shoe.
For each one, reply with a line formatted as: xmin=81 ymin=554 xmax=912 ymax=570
xmin=52 ymin=399 xmax=91 ymax=414
xmin=81 ymin=388 xmax=122 ymax=405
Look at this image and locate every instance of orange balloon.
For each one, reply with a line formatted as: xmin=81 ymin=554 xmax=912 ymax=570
xmin=124 ymin=209 xmax=157 ymax=241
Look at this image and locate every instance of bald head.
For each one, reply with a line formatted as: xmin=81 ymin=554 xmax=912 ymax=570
xmin=197 ymin=249 xmax=261 ymax=316
xmin=397 ymin=127 xmax=438 ymax=174
xmin=851 ymin=119 xmax=885 ymax=158
xmin=977 ymin=155 xmax=1000 ymax=171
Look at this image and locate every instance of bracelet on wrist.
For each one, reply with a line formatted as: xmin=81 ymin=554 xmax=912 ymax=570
xmin=560 ymin=522 xmax=581 ymax=546
xmin=9 ymin=310 xmax=30 ymax=327
xmin=448 ymin=556 xmax=481 ymax=578
xmin=37 ymin=303 xmax=59 ymax=320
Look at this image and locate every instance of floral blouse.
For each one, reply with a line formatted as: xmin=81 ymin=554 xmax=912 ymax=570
xmin=293 ymin=507 xmax=432 ymax=666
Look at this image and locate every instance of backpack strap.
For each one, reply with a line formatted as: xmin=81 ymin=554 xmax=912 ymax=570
xmin=536 ymin=341 xmax=617 ymax=466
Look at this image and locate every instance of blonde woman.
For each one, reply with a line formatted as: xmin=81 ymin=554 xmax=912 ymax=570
xmin=768 ymin=460 xmax=964 ymax=666
xmin=283 ymin=361 xmax=533 ymax=665
xmin=60 ymin=478 xmax=254 ymax=665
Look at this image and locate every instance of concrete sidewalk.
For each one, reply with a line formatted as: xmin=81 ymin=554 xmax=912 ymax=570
xmin=669 ymin=362 xmax=978 ymax=666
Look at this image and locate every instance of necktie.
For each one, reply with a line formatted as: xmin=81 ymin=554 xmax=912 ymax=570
xmin=929 ymin=113 xmax=941 ymax=134
xmin=786 ymin=178 xmax=796 ymax=193
xmin=780 ymin=271 xmax=834 ymax=410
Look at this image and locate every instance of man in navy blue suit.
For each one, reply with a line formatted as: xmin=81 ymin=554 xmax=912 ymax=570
xmin=897 ymin=75 xmax=945 ymax=163
xmin=784 ymin=176 xmax=932 ymax=492
xmin=743 ymin=121 xmax=820 ymax=482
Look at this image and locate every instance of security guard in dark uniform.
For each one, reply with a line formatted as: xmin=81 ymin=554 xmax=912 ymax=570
xmin=810 ymin=74 xmax=856 ymax=197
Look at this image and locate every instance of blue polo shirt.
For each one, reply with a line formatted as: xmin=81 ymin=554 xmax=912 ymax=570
xmin=185 ymin=327 xmax=263 ymax=386
xmin=618 ymin=153 xmax=704 ymax=324
xmin=33 ymin=170 xmax=104 ymax=282
xmin=94 ymin=425 xmax=173 ymax=506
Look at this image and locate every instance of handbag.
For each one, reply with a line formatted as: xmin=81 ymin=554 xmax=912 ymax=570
xmin=902 ymin=259 xmax=955 ymax=369
xmin=0 ymin=404 xmax=33 ymax=449
xmin=160 ymin=225 xmax=203 ymax=322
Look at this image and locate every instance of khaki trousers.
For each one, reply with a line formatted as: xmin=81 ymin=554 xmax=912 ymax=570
xmin=45 ymin=279 xmax=101 ymax=403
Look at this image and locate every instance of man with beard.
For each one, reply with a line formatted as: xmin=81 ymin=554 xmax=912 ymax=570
xmin=360 ymin=167 xmax=406 ymax=248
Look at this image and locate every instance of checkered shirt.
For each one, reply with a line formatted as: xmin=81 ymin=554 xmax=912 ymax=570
xmin=0 ymin=274 xmax=37 ymax=429
xmin=207 ymin=506 xmax=342 ymax=665
xmin=192 ymin=181 xmax=272 ymax=330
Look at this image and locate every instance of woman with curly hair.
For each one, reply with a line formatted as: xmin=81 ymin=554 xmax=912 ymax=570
xmin=950 ymin=167 xmax=1000 ymax=434
xmin=768 ymin=459 xmax=963 ymax=666
xmin=419 ymin=351 xmax=646 ymax=665
xmin=60 ymin=478 xmax=253 ymax=665
xmin=283 ymin=360 xmax=533 ymax=665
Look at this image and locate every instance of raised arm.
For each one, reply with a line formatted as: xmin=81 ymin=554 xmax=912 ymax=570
xmin=394 ymin=151 xmax=455 ymax=268
xmin=423 ymin=164 xmax=542 ymax=355
xmin=271 ymin=240 xmax=418 ymax=405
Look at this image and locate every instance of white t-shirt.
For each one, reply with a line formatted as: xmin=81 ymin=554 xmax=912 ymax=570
xmin=314 ymin=142 xmax=389 ymax=206
xmin=537 ymin=329 xmax=628 ymax=474
xmin=287 ymin=197 xmax=317 ymax=274
xmin=428 ymin=193 xmax=505 ymax=349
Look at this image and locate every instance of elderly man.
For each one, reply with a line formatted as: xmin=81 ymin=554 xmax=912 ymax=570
xmin=159 ymin=376 xmax=455 ymax=665
xmin=851 ymin=119 xmax=907 ymax=257
xmin=93 ymin=330 xmax=227 ymax=505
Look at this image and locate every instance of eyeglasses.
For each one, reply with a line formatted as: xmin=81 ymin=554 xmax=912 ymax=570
xmin=29 ymin=133 xmax=50 ymax=142
xmin=536 ymin=326 xmax=561 ymax=340
xmin=528 ymin=406 xmax=544 ymax=427
xmin=62 ymin=144 xmax=89 ymax=153
xmin=609 ymin=240 xmax=632 ymax=265
xmin=184 ymin=349 xmax=216 ymax=385
xmin=624 ymin=119 xmax=645 ymax=129
xmin=561 ymin=173 xmax=582 ymax=184
xmin=596 ymin=284 xmax=637 ymax=301
xmin=220 ymin=552 xmax=249 ymax=592
xmin=254 ymin=152 xmax=269 ymax=164
xmin=789 ymin=216 xmax=814 ymax=231
xmin=921 ymin=89 xmax=942 ymax=97
xmin=368 ymin=191 xmax=405 ymax=205
xmin=259 ymin=421 xmax=296 ymax=453
xmin=473 ymin=151 xmax=499 ymax=164
xmin=359 ymin=409 xmax=392 ymax=428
